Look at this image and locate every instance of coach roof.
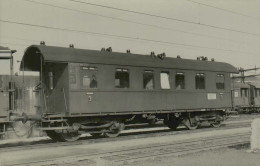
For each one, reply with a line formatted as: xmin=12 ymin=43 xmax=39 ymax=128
xmin=234 ymin=82 xmax=251 ymax=88
xmin=248 ymin=82 xmax=260 ymax=88
xmin=21 ymin=45 xmax=238 ymax=73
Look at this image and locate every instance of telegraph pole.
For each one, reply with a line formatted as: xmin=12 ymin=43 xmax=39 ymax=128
xmin=232 ymin=67 xmax=260 ymax=83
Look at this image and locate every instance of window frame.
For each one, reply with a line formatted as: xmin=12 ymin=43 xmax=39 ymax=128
xmin=79 ymin=66 xmax=98 ymax=89
xmin=256 ymin=88 xmax=260 ymax=97
xmin=143 ymin=70 xmax=155 ymax=90
xmin=216 ymin=74 xmax=225 ymax=90
xmin=175 ymin=72 xmax=185 ymax=90
xmin=115 ymin=68 xmax=130 ymax=89
xmin=195 ymin=73 xmax=205 ymax=90
xmin=160 ymin=71 xmax=171 ymax=90
xmin=241 ymin=88 xmax=248 ymax=97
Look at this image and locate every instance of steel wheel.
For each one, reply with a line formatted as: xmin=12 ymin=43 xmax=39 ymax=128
xmin=46 ymin=130 xmax=80 ymax=142
xmin=89 ymin=133 xmax=102 ymax=138
xmin=183 ymin=119 xmax=199 ymax=130
xmin=59 ymin=131 xmax=81 ymax=142
xmin=104 ymin=122 xmax=125 ymax=138
xmin=46 ymin=131 xmax=64 ymax=142
xmin=164 ymin=120 xmax=180 ymax=130
xmin=210 ymin=121 xmax=222 ymax=128
xmin=6 ymin=122 xmax=33 ymax=139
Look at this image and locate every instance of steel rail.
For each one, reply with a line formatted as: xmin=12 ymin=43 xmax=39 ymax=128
xmin=7 ymin=132 xmax=250 ymax=166
xmin=0 ymin=121 xmax=251 ymax=153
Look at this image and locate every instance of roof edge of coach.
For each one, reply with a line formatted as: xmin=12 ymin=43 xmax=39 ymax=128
xmin=20 ymin=45 xmax=238 ymax=73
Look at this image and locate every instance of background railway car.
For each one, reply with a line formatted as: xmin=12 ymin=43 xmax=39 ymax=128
xmin=0 ymin=75 xmax=38 ymax=138
xmin=19 ymin=44 xmax=237 ymax=141
xmin=232 ymin=82 xmax=260 ymax=113
xmin=249 ymin=82 xmax=260 ymax=112
xmin=232 ymin=82 xmax=251 ymax=113
xmin=0 ymin=75 xmax=39 ymax=112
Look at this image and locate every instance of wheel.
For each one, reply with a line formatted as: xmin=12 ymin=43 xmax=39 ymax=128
xmin=59 ymin=131 xmax=81 ymax=142
xmin=46 ymin=130 xmax=81 ymax=142
xmin=89 ymin=133 xmax=102 ymax=138
xmin=104 ymin=122 xmax=125 ymax=138
xmin=210 ymin=121 xmax=222 ymax=128
xmin=6 ymin=121 xmax=33 ymax=139
xmin=148 ymin=118 xmax=157 ymax=126
xmin=46 ymin=130 xmax=64 ymax=142
xmin=183 ymin=118 xmax=199 ymax=130
xmin=163 ymin=120 xmax=179 ymax=130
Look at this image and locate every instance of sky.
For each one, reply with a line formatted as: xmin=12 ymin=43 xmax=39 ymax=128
xmin=0 ymin=0 xmax=260 ymax=76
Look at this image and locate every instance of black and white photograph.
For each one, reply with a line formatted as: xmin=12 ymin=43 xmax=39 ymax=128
xmin=0 ymin=0 xmax=260 ymax=165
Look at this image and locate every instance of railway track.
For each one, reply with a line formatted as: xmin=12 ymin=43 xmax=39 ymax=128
xmin=7 ymin=132 xmax=250 ymax=166
xmin=0 ymin=119 xmax=251 ymax=152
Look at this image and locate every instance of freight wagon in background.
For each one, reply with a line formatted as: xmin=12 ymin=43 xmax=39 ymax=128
xmin=16 ymin=44 xmax=238 ymax=141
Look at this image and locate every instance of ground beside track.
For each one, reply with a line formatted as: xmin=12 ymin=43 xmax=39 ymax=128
xmin=0 ymin=114 xmax=260 ymax=166
xmin=1 ymin=113 xmax=259 ymax=147
xmin=120 ymin=145 xmax=260 ymax=166
xmin=0 ymin=127 xmax=251 ymax=166
xmin=0 ymin=116 xmax=253 ymax=150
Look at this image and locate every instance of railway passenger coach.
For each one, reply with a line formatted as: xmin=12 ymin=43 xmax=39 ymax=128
xmin=20 ymin=44 xmax=238 ymax=141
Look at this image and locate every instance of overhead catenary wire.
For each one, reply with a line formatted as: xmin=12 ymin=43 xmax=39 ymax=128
xmin=0 ymin=42 xmax=29 ymax=47
xmin=1 ymin=35 xmax=256 ymax=60
xmin=21 ymin=0 xmax=252 ymax=45
xmin=185 ymin=0 xmax=260 ymax=20
xmin=0 ymin=19 xmax=258 ymax=55
xmin=69 ymin=0 xmax=260 ymax=37
xmin=0 ymin=39 xmax=256 ymax=60
xmin=0 ymin=35 xmax=67 ymax=46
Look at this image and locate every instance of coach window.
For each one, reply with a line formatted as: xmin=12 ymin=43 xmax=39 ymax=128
xmin=216 ymin=74 xmax=225 ymax=89
xmin=143 ymin=70 xmax=154 ymax=90
xmin=115 ymin=68 xmax=129 ymax=88
xmin=80 ymin=66 xmax=98 ymax=89
xmin=195 ymin=73 xmax=205 ymax=89
xmin=241 ymin=88 xmax=248 ymax=97
xmin=160 ymin=71 xmax=170 ymax=89
xmin=175 ymin=72 xmax=185 ymax=90
xmin=0 ymin=77 xmax=2 ymax=89
xmin=256 ymin=89 xmax=260 ymax=97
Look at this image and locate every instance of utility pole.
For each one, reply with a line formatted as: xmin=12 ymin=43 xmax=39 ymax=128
xmin=232 ymin=66 xmax=260 ymax=83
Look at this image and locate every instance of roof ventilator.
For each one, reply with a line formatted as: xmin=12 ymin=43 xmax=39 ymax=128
xmin=150 ymin=51 xmax=155 ymax=58
xmin=157 ymin=52 xmax=166 ymax=60
xmin=40 ymin=41 xmax=45 ymax=45
xmin=106 ymin=47 xmax=112 ymax=52
xmin=197 ymin=56 xmax=208 ymax=61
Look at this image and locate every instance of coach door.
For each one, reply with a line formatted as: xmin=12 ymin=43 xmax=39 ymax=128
xmin=79 ymin=65 xmax=98 ymax=112
xmin=44 ymin=63 xmax=68 ymax=113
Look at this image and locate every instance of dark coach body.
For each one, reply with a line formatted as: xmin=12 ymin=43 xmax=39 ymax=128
xmin=20 ymin=44 xmax=237 ymax=141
